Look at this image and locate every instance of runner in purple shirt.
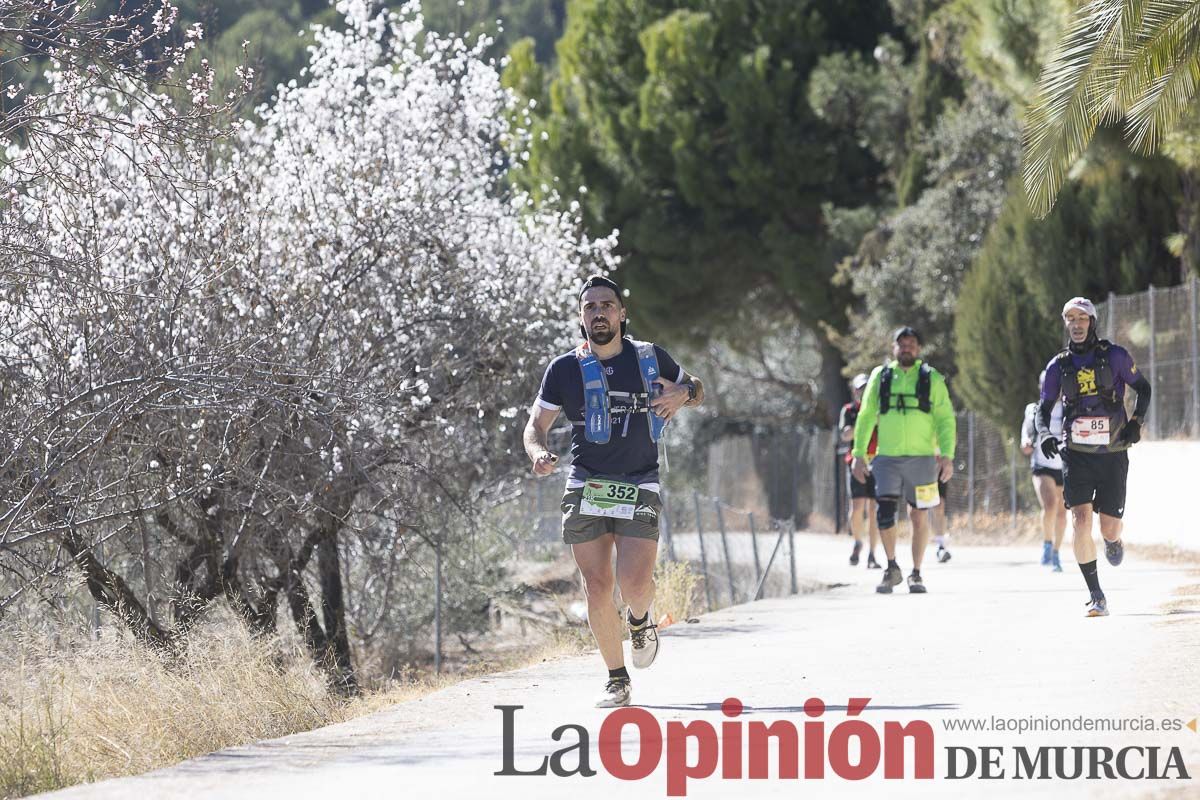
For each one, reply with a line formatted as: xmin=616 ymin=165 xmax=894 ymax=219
xmin=1038 ymin=297 xmax=1152 ymax=618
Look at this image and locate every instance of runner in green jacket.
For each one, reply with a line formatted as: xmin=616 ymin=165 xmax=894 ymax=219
xmin=851 ymin=327 xmax=956 ymax=594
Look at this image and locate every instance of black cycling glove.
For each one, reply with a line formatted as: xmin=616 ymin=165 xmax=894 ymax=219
xmin=1119 ymin=419 xmax=1142 ymax=445
xmin=1040 ymin=436 xmax=1060 ymax=459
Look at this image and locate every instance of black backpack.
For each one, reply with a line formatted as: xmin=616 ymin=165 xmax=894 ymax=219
xmin=878 ymin=362 xmax=932 ymax=415
xmin=1055 ymin=340 xmax=1120 ymax=414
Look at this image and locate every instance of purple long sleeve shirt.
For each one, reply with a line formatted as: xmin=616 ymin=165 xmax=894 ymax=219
xmin=1040 ymin=344 xmax=1143 ymax=453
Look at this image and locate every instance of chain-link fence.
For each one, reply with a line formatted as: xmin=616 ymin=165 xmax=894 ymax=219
xmin=658 ymin=490 xmax=798 ymax=611
xmin=490 ymin=410 xmax=1040 ymax=634
xmin=941 ymin=411 xmax=1035 ymax=528
xmin=697 ymin=413 xmax=1037 ymax=539
xmin=493 ymin=477 xmax=805 ymax=615
xmin=1096 ymin=277 xmax=1200 ymax=440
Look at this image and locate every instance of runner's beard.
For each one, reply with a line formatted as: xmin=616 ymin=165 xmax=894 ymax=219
xmin=589 ymin=325 xmax=616 ymax=345
xmin=897 ymin=353 xmax=916 ymax=367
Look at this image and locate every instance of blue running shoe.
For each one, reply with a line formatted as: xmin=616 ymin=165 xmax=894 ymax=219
xmin=1041 ymin=540 xmax=1052 ymax=566
xmin=1085 ymin=592 xmax=1109 ymax=617
xmin=1104 ymin=538 xmax=1124 ymax=567
xmin=1051 ymin=550 xmax=1062 ymax=572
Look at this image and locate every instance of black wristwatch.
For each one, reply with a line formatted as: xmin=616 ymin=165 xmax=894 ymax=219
xmin=685 ymin=380 xmax=697 ymax=402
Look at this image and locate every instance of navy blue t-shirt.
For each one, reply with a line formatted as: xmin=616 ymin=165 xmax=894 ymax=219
xmin=537 ymin=338 xmax=684 ymax=484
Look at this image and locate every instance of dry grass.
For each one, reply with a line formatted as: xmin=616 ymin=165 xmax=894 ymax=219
xmin=0 ymin=616 xmax=338 ymax=799
xmin=652 ymin=558 xmax=700 ymax=624
xmin=0 ymin=611 xmax=592 ymax=799
xmin=336 ymin=627 xmax=593 ymax=722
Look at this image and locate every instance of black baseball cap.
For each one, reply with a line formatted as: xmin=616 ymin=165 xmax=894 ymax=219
xmin=579 ymin=274 xmax=623 ymax=303
xmin=893 ymin=326 xmax=922 ymax=344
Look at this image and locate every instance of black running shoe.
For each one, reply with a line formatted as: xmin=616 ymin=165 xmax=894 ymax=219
xmin=907 ymin=571 xmax=927 ymax=593
xmin=866 ymin=552 xmax=881 ymax=569
xmin=850 ymin=540 xmax=862 ymax=566
xmin=936 ymin=546 xmax=951 ymax=563
xmin=876 ymin=565 xmax=903 ymax=594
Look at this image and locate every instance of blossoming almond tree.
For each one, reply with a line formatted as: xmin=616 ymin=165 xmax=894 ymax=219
xmin=0 ymin=0 xmax=614 ymax=689
xmin=1 ymin=0 xmax=248 ymax=195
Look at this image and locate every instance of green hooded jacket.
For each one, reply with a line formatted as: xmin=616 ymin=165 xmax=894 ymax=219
xmin=851 ymin=359 xmax=956 ymax=459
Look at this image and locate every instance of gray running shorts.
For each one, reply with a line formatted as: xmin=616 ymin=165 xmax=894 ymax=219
xmin=869 ymin=455 xmax=939 ymax=508
xmin=560 ymin=486 xmax=661 ymax=545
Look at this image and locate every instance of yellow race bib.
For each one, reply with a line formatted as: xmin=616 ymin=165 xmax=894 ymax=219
xmin=914 ymin=482 xmax=940 ymax=509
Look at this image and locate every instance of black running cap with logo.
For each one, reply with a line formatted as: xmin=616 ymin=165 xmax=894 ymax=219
xmin=579 ymin=274 xmax=623 ymax=303
xmin=893 ymin=326 xmax=922 ymax=344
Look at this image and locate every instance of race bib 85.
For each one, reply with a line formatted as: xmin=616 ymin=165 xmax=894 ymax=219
xmin=1071 ymin=416 xmax=1110 ymax=446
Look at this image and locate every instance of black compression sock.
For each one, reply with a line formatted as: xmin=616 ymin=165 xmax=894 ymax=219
xmin=627 ymin=610 xmax=648 ymax=627
xmin=887 ymin=559 xmax=899 ymax=570
xmin=1079 ymin=560 xmax=1102 ymax=594
xmin=609 ymin=666 xmax=630 ymax=681
xmin=911 ymin=568 xmax=920 ymax=578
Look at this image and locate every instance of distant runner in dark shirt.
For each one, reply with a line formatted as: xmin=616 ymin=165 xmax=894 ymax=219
xmin=839 ymin=373 xmax=880 ymax=569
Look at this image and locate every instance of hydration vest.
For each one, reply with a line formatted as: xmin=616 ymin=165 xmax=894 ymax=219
xmin=878 ymin=362 xmax=932 ymax=415
xmin=575 ymin=337 xmax=668 ymax=444
xmin=1055 ymin=340 xmax=1120 ymax=417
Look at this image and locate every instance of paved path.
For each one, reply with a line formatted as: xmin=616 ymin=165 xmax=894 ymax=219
xmin=39 ymin=535 xmax=1200 ymax=799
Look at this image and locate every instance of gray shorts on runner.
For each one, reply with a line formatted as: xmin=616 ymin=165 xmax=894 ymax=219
xmin=560 ymin=486 xmax=661 ymax=545
xmin=869 ymin=455 xmax=938 ymax=508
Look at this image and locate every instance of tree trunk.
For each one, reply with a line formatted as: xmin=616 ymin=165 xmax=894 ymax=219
xmin=55 ymin=508 xmax=172 ymax=649
xmin=317 ymin=525 xmax=357 ymax=695
xmin=817 ymin=331 xmax=850 ymax=427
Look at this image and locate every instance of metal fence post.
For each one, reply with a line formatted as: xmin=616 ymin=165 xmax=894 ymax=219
xmin=754 ymin=522 xmax=788 ymax=601
xmin=967 ymin=412 xmax=976 ymax=533
xmin=693 ymin=490 xmax=713 ymax=611
xmin=833 ymin=439 xmax=843 ymax=534
xmin=434 ymin=537 xmax=443 ymax=674
xmin=1009 ymin=442 xmax=1018 ymax=529
xmin=1190 ymin=275 xmax=1199 ymax=437
xmin=714 ymin=499 xmax=738 ymax=604
xmin=1107 ymin=291 xmax=1116 ymax=341
xmin=661 ymin=487 xmax=676 ymax=562
xmin=748 ymin=512 xmax=762 ymax=585
xmin=1148 ymin=284 xmax=1159 ymax=439
xmin=787 ymin=519 xmax=798 ymax=595
xmin=92 ymin=537 xmax=104 ymax=638
xmin=536 ymin=479 xmax=545 ymax=539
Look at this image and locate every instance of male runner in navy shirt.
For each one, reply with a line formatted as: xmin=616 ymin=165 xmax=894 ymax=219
xmin=524 ymin=275 xmax=704 ymax=707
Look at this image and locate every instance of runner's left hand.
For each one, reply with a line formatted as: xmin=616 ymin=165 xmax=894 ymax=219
xmin=650 ymin=377 xmax=690 ymax=422
xmin=936 ymin=455 xmax=953 ymax=483
xmin=1119 ymin=418 xmax=1142 ymax=445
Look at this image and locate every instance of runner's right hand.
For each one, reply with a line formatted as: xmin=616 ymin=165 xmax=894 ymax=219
xmin=1040 ymin=436 xmax=1060 ymax=459
xmin=531 ymin=451 xmax=558 ymax=476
